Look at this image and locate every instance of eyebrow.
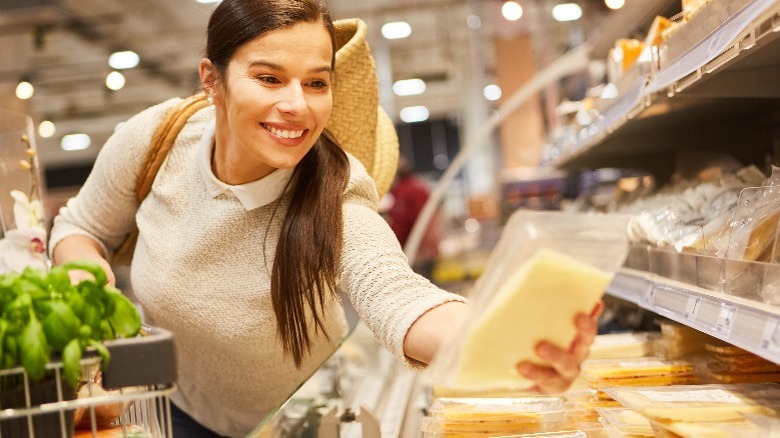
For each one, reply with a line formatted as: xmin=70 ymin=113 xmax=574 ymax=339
xmin=247 ymin=60 xmax=332 ymax=75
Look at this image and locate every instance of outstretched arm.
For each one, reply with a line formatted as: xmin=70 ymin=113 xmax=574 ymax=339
xmin=403 ymin=300 xmax=602 ymax=394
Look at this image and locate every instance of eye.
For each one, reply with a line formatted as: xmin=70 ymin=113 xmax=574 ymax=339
xmin=256 ymin=75 xmax=281 ymax=84
xmin=307 ymin=80 xmax=330 ymax=90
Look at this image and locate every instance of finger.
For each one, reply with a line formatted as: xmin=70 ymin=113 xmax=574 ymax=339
xmin=571 ymin=313 xmax=598 ymax=359
xmin=536 ymin=341 xmax=581 ymax=381
xmin=517 ymin=362 xmax=572 ymax=394
xmin=590 ymin=300 xmax=605 ymax=319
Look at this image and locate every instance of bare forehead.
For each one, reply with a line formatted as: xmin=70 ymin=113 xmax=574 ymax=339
xmin=240 ymin=21 xmax=333 ymax=58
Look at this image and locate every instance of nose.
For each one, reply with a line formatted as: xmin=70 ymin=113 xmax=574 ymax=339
xmin=277 ymin=82 xmax=307 ymax=116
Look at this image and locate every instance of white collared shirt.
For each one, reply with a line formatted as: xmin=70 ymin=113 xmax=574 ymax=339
xmin=198 ymin=119 xmax=294 ymax=211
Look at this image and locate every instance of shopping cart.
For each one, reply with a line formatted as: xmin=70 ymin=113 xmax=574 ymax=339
xmin=0 ymin=326 xmax=176 ymax=438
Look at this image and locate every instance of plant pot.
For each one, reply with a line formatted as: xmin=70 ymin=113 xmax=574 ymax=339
xmin=0 ymin=373 xmax=77 ymax=437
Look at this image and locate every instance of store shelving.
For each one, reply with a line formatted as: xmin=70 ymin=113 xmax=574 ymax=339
xmin=609 ymin=266 xmax=780 ymax=366
xmin=547 ymin=0 xmax=780 ymax=365
xmin=549 ymin=0 xmax=780 ymax=181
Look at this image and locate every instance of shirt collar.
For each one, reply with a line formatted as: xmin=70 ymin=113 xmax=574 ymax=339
xmin=198 ymin=119 xmax=294 ymax=211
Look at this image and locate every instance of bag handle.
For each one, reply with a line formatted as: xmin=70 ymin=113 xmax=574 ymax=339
xmin=112 ymin=93 xmax=209 ymax=265
xmin=136 ymin=92 xmax=209 ymax=202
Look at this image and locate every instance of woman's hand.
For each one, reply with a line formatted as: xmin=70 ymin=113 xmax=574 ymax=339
xmin=516 ymin=301 xmax=603 ymax=394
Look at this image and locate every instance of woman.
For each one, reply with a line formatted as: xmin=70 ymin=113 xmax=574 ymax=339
xmin=49 ymin=0 xmax=599 ymax=436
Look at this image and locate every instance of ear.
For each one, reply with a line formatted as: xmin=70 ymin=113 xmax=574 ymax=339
xmin=199 ymin=58 xmax=220 ymax=101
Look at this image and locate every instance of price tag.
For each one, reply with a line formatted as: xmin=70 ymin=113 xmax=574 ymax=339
xmin=760 ymin=318 xmax=780 ymax=358
xmin=714 ymin=304 xmax=737 ymax=335
xmin=642 ymin=282 xmax=655 ymax=306
xmin=683 ymin=296 xmax=701 ymax=321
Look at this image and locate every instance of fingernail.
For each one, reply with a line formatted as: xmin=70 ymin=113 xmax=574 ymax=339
xmin=538 ymin=343 xmax=552 ymax=357
xmin=518 ymin=363 xmax=533 ymax=375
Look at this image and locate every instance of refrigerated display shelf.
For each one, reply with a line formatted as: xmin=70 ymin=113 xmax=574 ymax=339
xmin=550 ymin=0 xmax=780 ymax=172
xmin=608 ymin=268 xmax=780 ymax=366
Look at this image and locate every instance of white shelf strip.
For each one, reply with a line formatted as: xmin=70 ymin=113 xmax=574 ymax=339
xmin=607 ymin=269 xmax=780 ymax=365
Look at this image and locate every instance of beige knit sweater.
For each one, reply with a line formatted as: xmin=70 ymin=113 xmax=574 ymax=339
xmin=49 ymin=97 xmax=465 ymax=437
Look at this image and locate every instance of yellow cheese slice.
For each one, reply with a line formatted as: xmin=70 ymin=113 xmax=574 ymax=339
xmin=450 ymin=248 xmax=612 ymax=390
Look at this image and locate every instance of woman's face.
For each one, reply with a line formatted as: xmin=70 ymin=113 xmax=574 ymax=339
xmin=206 ymin=21 xmax=333 ymax=183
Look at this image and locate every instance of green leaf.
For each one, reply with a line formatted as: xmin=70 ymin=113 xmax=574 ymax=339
xmin=88 ymin=340 xmax=110 ymax=369
xmin=61 ymin=338 xmax=82 ymax=387
xmin=61 ymin=260 xmax=107 ymax=287
xmin=47 ymin=266 xmax=71 ymax=294
xmin=105 ymin=288 xmax=141 ymax=338
xmin=42 ymin=301 xmax=82 ymax=351
xmin=18 ymin=310 xmax=50 ymax=381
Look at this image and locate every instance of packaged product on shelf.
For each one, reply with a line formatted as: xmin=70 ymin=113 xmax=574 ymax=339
xmin=587 ymin=332 xmax=660 ymax=360
xmin=682 ymin=0 xmax=710 ymax=20
xmin=607 ymin=39 xmax=644 ymax=84
xmin=426 ymin=211 xmax=630 ymax=396
xmin=596 ymin=407 xmax=654 ymax=437
xmin=643 ymin=16 xmax=673 ymax=48
xmin=604 ymin=383 xmax=780 ymax=423
xmin=658 ymin=320 xmax=718 ymax=359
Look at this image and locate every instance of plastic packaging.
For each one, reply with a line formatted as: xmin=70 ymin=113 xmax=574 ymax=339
xmin=596 ymin=407 xmax=654 ymax=437
xmin=603 ymin=383 xmax=780 ymax=423
xmin=427 ymin=211 xmax=630 ymax=395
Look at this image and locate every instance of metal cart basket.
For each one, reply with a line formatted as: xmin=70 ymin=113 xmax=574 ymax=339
xmin=0 ymin=326 xmax=176 ymax=438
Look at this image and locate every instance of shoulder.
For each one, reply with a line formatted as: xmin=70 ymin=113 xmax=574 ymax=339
xmin=344 ymin=153 xmax=380 ymax=210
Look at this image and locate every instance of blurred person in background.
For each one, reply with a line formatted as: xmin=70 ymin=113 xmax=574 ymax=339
xmin=388 ymin=156 xmax=440 ymax=280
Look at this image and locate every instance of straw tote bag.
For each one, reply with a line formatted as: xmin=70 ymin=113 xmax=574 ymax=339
xmin=111 ymin=93 xmax=209 ymax=266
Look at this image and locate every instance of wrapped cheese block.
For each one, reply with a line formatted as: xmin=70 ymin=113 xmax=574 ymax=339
xmin=449 ymin=249 xmax=612 ymax=391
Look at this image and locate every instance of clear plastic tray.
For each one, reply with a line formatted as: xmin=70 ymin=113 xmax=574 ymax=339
xmin=603 ymin=383 xmax=780 ymax=423
xmin=596 ymin=407 xmax=653 ymax=437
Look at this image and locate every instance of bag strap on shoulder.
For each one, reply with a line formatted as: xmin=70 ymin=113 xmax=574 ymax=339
xmin=135 ymin=92 xmax=209 ymax=202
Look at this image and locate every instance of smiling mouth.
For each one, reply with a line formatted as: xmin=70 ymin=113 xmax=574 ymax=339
xmin=261 ymin=123 xmax=305 ymax=139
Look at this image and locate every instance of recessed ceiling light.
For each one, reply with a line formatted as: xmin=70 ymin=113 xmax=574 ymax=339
xmin=483 ymin=84 xmax=502 ymax=101
xmin=552 ymin=3 xmax=583 ymax=22
xmin=399 ymin=106 xmax=430 ymax=123
xmin=605 ymin=0 xmax=625 ymax=9
xmin=38 ymin=120 xmax=56 ymax=138
xmin=392 ymin=78 xmax=426 ymax=96
xmin=108 ymin=51 xmax=140 ymax=69
xmin=382 ymin=22 xmax=412 ymax=40
xmin=106 ymin=71 xmax=126 ymax=90
xmin=502 ymin=1 xmax=523 ymax=21
xmin=16 ymin=81 xmax=34 ymax=100
xmin=61 ymin=133 xmax=91 ymax=151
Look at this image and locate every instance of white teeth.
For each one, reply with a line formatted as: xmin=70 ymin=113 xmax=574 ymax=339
xmin=263 ymin=124 xmax=304 ymax=139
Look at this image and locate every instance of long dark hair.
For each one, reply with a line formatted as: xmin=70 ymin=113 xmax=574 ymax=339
xmin=205 ymin=0 xmax=349 ymax=367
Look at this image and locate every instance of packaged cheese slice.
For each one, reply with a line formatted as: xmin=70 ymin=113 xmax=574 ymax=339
xmin=426 ymin=210 xmax=630 ymax=395
xmin=604 ymin=384 xmax=780 ymax=422
xmin=449 ymin=249 xmax=613 ymax=391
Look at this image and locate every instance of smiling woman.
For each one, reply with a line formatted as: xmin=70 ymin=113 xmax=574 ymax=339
xmin=46 ymin=0 xmax=599 ymax=437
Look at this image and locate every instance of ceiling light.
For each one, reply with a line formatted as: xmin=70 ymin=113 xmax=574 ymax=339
xmin=106 ymin=71 xmax=126 ymax=90
xmin=399 ymin=106 xmax=430 ymax=123
xmin=392 ymin=78 xmax=426 ymax=96
xmin=552 ymin=3 xmax=583 ymax=21
xmin=382 ymin=22 xmax=412 ymax=40
xmin=61 ymin=133 xmax=91 ymax=151
xmin=38 ymin=120 xmax=56 ymax=138
xmin=108 ymin=51 xmax=139 ymax=69
xmin=483 ymin=84 xmax=502 ymax=101
xmin=15 ymin=81 xmax=34 ymax=100
xmin=502 ymin=1 xmax=524 ymax=21
xmin=604 ymin=0 xmax=625 ymax=9
xmin=466 ymin=14 xmax=482 ymax=29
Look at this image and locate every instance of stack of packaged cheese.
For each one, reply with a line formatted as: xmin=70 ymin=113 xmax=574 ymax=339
xmin=604 ymin=383 xmax=780 ymax=437
xmin=704 ymin=342 xmax=780 ymax=384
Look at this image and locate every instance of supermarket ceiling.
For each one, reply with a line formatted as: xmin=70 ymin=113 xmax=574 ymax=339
xmin=0 ymin=0 xmax=677 ymax=172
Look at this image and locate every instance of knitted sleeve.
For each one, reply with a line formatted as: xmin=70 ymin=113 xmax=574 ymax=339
xmin=339 ymin=156 xmax=467 ymax=369
xmin=49 ymin=98 xmax=180 ymax=259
